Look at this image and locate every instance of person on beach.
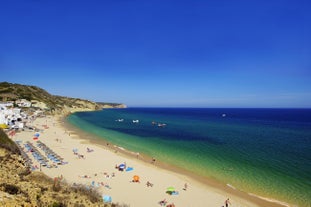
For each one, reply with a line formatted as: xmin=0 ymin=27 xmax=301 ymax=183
xmin=79 ymin=175 xmax=91 ymax=178
xmin=146 ymin=181 xmax=153 ymax=187
xmin=159 ymin=199 xmax=167 ymax=206
xmin=183 ymin=183 xmax=188 ymax=191
xmin=152 ymin=157 xmax=156 ymax=164
xmin=87 ymin=147 xmax=94 ymax=152
xmin=225 ymin=198 xmax=231 ymax=207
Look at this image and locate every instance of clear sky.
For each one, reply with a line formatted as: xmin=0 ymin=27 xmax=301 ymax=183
xmin=1 ymin=0 xmax=311 ymax=107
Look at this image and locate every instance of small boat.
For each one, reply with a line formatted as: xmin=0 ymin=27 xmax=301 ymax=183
xmin=158 ymin=123 xmax=167 ymax=127
xmin=116 ymin=119 xmax=124 ymax=122
xmin=222 ymin=114 xmax=226 ymax=117
xmin=132 ymin=120 xmax=139 ymax=123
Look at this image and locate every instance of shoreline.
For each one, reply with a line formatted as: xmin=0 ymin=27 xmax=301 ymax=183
xmin=13 ymin=113 xmax=291 ymax=207
xmin=64 ymin=114 xmax=290 ymax=207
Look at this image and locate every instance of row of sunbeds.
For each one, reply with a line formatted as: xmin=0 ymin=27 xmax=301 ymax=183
xmin=24 ymin=141 xmax=50 ymax=168
xmin=15 ymin=140 xmax=67 ymax=170
xmin=36 ymin=140 xmax=67 ymax=165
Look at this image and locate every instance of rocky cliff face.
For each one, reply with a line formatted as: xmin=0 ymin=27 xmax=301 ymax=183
xmin=101 ymin=104 xmax=127 ymax=109
xmin=53 ymin=97 xmax=101 ymax=115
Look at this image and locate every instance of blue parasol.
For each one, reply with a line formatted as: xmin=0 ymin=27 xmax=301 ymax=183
xmin=103 ymin=195 xmax=112 ymax=203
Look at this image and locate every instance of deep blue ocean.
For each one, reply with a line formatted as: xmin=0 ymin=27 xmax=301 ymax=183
xmin=67 ymin=108 xmax=311 ymax=206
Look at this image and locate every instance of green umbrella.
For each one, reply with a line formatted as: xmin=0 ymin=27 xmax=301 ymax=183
xmin=166 ymin=187 xmax=175 ymax=192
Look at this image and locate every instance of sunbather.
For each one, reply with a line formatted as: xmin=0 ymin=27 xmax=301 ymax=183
xmin=159 ymin=199 xmax=167 ymax=206
xmin=79 ymin=175 xmax=91 ymax=178
xmin=146 ymin=181 xmax=153 ymax=187
xmin=87 ymin=147 xmax=94 ymax=152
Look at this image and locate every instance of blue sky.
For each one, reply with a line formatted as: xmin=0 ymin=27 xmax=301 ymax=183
xmin=1 ymin=0 xmax=310 ymax=107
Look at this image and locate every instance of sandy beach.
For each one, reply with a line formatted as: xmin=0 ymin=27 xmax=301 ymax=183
xmin=12 ymin=115 xmax=287 ymax=207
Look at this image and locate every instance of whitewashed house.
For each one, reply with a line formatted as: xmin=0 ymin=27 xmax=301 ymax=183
xmin=0 ymin=105 xmax=7 ymax=125
xmin=0 ymin=104 xmax=9 ymax=125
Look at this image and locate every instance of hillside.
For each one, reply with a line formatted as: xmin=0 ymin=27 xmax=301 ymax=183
xmin=0 ymin=82 xmax=126 ymax=114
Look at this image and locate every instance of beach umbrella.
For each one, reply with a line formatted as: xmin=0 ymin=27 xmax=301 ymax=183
xmin=34 ymin=132 xmax=40 ymax=137
xmin=166 ymin=186 xmax=175 ymax=192
xmin=103 ymin=195 xmax=112 ymax=203
xmin=133 ymin=175 xmax=140 ymax=182
xmin=73 ymin=148 xmax=78 ymax=153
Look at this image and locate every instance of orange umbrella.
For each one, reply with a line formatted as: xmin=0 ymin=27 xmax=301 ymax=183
xmin=133 ymin=175 xmax=140 ymax=182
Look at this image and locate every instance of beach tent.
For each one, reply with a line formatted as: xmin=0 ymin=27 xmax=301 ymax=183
xmin=118 ymin=163 xmax=125 ymax=171
xmin=133 ymin=175 xmax=140 ymax=182
xmin=103 ymin=195 xmax=112 ymax=203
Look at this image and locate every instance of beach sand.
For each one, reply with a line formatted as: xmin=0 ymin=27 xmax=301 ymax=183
xmin=12 ymin=115 xmax=287 ymax=207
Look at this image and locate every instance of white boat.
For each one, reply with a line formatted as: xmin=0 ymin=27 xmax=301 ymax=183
xmin=115 ymin=119 xmax=124 ymax=122
xmin=158 ymin=123 xmax=167 ymax=127
xmin=132 ymin=120 xmax=139 ymax=123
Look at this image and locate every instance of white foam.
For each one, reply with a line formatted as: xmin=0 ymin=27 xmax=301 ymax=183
xmin=226 ymin=183 xmax=236 ymax=190
xmin=248 ymin=193 xmax=292 ymax=207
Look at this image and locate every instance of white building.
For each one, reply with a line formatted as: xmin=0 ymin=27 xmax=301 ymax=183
xmin=0 ymin=104 xmax=8 ymax=125
xmin=0 ymin=103 xmax=25 ymax=129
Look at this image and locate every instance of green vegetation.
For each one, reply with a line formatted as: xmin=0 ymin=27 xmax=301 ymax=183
xmin=0 ymin=82 xmax=107 ymax=112
xmin=0 ymin=128 xmax=20 ymax=154
xmin=0 ymin=82 xmax=57 ymax=108
xmin=0 ymin=183 xmax=21 ymax=195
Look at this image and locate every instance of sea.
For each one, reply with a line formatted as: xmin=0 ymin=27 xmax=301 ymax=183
xmin=67 ymin=108 xmax=311 ymax=207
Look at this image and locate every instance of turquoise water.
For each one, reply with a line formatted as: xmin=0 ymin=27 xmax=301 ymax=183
xmin=67 ymin=108 xmax=311 ymax=207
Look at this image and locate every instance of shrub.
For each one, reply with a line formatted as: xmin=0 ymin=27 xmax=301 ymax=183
xmin=1 ymin=183 xmax=21 ymax=195
xmin=70 ymin=184 xmax=101 ymax=203
xmin=51 ymin=202 xmax=66 ymax=207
